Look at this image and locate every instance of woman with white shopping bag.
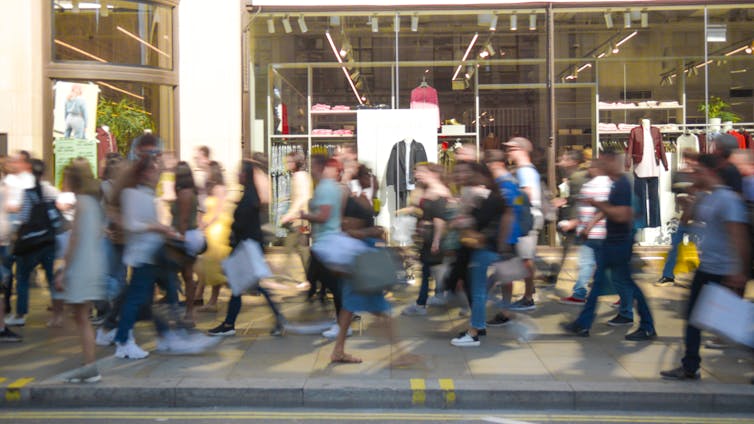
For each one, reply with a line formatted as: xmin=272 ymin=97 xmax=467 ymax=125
xmin=208 ymin=159 xmax=286 ymax=337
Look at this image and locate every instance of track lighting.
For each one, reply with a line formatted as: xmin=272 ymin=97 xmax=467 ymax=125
xmin=510 ymin=14 xmax=517 ymax=31
xmin=624 ymin=12 xmax=631 ymax=28
xmin=529 ymin=14 xmax=536 ymax=31
xmin=604 ymin=12 xmax=613 ymax=29
xmin=267 ymin=18 xmax=275 ymax=34
xmin=747 ymin=45 xmax=753 ymax=54
xmin=371 ymin=16 xmax=379 ymax=33
xmin=489 ymin=15 xmax=498 ymax=31
xmin=411 ymin=15 xmax=419 ymax=32
xmin=282 ymin=17 xmax=292 ymax=33
xmin=298 ymin=15 xmax=308 ymax=33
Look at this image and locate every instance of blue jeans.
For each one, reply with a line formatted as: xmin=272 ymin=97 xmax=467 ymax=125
xmin=576 ymin=240 xmax=655 ymax=332
xmin=416 ymin=260 xmax=432 ymax=306
xmin=104 ymin=239 xmax=127 ymax=301
xmin=16 ymin=244 xmax=57 ymax=316
xmin=224 ymin=286 xmax=282 ymax=327
xmin=572 ymin=239 xmax=601 ymax=300
xmin=468 ymin=249 xmax=500 ymax=330
xmin=662 ymin=224 xmax=688 ymax=279
xmin=115 ymin=264 xmax=169 ymax=344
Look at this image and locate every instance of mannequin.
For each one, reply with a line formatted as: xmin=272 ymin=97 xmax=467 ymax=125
xmin=386 ymin=138 xmax=428 ymax=208
xmin=626 ymin=118 xmax=668 ymax=228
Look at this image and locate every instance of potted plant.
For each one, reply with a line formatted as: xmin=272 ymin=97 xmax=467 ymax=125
xmin=698 ymin=96 xmax=741 ymax=126
xmin=97 ymin=98 xmax=155 ymax=154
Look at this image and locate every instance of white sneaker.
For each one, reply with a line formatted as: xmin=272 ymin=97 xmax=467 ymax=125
xmin=322 ymin=324 xmax=352 ymax=340
xmin=156 ymin=329 xmax=221 ymax=355
xmin=114 ymin=340 xmax=149 ymax=360
xmin=95 ymin=328 xmax=117 ymax=346
xmin=402 ymin=304 xmax=427 ymax=316
xmin=450 ymin=332 xmax=480 ymax=347
xmin=427 ymin=293 xmax=448 ymax=306
xmin=4 ymin=314 xmax=26 ymax=327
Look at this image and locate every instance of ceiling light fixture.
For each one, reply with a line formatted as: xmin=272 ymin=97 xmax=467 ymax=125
xmin=510 ymin=14 xmax=517 ymax=31
xmin=576 ymin=63 xmax=592 ymax=73
xmin=54 ymin=39 xmax=108 ymax=62
xmin=72 ymin=0 xmax=80 ymax=13
xmin=297 ymin=15 xmax=308 ymax=33
xmin=725 ymin=44 xmax=752 ymax=56
xmin=529 ymin=14 xmax=536 ymax=31
xmin=489 ymin=15 xmax=498 ymax=31
xmin=747 ymin=45 xmax=753 ymax=54
xmin=411 ymin=14 xmax=419 ymax=32
xmin=282 ymin=16 xmax=292 ymax=33
xmin=452 ymin=32 xmax=479 ymax=80
xmin=615 ymin=31 xmax=638 ymax=47
xmin=612 ymin=45 xmax=620 ymax=54
xmin=604 ymin=12 xmax=613 ymax=29
xmin=96 ymin=80 xmax=144 ymax=100
xmin=325 ymin=30 xmax=363 ymax=105
xmin=371 ymin=16 xmax=379 ymax=33
xmin=624 ymin=11 xmax=631 ymax=28
xmin=267 ymin=18 xmax=275 ymax=34
xmin=695 ymin=60 xmax=713 ymax=69
xmin=116 ymin=26 xmax=171 ymax=58
xmin=597 ymin=52 xmax=606 ymax=58
xmin=641 ymin=12 xmax=648 ymax=28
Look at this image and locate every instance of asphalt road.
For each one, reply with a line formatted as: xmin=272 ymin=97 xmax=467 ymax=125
xmin=1 ymin=409 xmax=752 ymax=424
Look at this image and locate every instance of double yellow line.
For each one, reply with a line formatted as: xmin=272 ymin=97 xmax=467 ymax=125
xmin=0 ymin=411 xmax=751 ymax=423
xmin=410 ymin=378 xmax=456 ymax=406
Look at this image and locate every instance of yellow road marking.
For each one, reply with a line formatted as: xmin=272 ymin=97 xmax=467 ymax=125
xmin=409 ymin=378 xmax=425 ymax=405
xmin=438 ymin=378 xmax=455 ymax=405
xmin=4 ymin=377 xmax=34 ymax=402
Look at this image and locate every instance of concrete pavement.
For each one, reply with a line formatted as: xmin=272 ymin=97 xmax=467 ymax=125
xmin=0 ymin=247 xmax=752 ymax=411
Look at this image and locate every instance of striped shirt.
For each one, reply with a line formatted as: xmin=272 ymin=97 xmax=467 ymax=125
xmin=577 ymin=175 xmax=612 ymax=240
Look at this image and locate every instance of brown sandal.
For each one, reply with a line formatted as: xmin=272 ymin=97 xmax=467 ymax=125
xmin=330 ymin=353 xmax=363 ymax=364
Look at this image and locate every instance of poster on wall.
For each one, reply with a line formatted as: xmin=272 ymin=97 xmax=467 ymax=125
xmin=53 ymin=81 xmax=100 ymax=141
xmin=53 ymin=139 xmax=98 ymax=187
xmin=52 ymin=81 xmax=100 ymax=186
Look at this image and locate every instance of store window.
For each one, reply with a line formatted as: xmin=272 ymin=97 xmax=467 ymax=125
xmin=52 ymin=0 xmax=173 ymax=70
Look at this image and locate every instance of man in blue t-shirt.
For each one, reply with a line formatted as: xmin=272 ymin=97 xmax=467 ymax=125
xmin=564 ymin=151 xmax=657 ymax=341
xmin=661 ymin=154 xmax=749 ymax=381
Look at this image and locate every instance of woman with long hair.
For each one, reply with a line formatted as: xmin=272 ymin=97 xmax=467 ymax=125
xmin=55 ymin=158 xmax=106 ymax=382
xmin=172 ymin=161 xmax=200 ymax=324
xmin=208 ymin=158 xmax=286 ymax=337
xmin=196 ymin=161 xmax=232 ymax=312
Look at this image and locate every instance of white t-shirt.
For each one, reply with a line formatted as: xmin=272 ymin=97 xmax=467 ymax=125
xmin=3 ymin=172 xmax=35 ymax=210
xmin=577 ymin=175 xmax=612 ymax=239
xmin=634 ymin=126 xmax=660 ymax=178
xmin=516 ymin=165 xmax=541 ymax=208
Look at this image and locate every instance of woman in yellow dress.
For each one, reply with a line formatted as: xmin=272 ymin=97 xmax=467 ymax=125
xmin=196 ymin=161 xmax=233 ymax=312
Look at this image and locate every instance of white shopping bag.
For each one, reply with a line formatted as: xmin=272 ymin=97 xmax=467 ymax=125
xmin=311 ymin=232 xmax=370 ymax=271
xmin=391 ymin=215 xmax=416 ymax=246
xmin=222 ymin=240 xmax=272 ymax=296
xmin=689 ymin=283 xmax=754 ymax=348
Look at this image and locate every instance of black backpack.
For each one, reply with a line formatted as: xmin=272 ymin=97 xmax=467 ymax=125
xmin=12 ymin=186 xmax=63 ymax=255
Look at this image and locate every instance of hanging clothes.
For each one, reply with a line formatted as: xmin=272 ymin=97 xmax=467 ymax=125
xmin=729 ymin=130 xmax=746 ymax=149
xmin=95 ymin=127 xmax=118 ymax=172
xmin=625 ymin=125 xmax=668 ymax=172
xmin=410 ymin=85 xmax=440 ymax=129
xmin=385 ymin=140 xmax=428 ymax=192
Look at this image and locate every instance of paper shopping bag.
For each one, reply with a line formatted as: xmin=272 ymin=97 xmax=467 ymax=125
xmin=689 ymin=283 xmax=754 ymax=348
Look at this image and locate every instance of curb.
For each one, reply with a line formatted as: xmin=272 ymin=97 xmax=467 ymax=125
xmin=6 ymin=378 xmax=754 ymax=412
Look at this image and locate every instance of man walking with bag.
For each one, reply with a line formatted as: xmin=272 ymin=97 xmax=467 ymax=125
xmin=661 ymin=154 xmax=749 ymax=380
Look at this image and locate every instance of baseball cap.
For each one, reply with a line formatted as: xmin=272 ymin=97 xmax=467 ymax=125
xmin=503 ymin=137 xmax=533 ymax=153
